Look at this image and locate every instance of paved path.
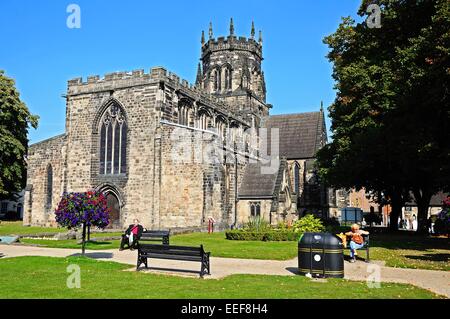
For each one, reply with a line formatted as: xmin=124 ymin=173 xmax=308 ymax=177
xmin=1 ymin=244 xmax=449 ymax=298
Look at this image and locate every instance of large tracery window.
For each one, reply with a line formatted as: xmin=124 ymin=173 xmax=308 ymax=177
xmin=99 ymin=103 xmax=127 ymax=175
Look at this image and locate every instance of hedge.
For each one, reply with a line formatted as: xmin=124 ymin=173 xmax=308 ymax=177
xmin=225 ymin=230 xmax=302 ymax=241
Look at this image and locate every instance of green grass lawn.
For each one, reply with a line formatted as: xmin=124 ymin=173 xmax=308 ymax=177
xmin=0 ymin=221 xmax=65 ymax=235
xmin=3 ymin=221 xmax=449 ymax=270
xmin=20 ymin=232 xmax=298 ymax=260
xmin=0 ymin=256 xmax=443 ymax=299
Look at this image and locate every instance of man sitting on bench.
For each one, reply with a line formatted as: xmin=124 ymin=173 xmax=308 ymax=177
xmin=346 ymin=224 xmax=369 ymax=263
xmin=119 ymin=218 xmax=143 ymax=251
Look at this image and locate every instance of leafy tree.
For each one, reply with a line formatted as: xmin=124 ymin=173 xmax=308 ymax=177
xmin=317 ymin=0 xmax=450 ymax=232
xmin=0 ymin=71 xmax=38 ymax=200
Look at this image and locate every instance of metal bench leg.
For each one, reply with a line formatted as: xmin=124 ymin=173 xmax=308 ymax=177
xmin=136 ymin=256 xmax=142 ymax=271
xmin=366 ymin=247 xmax=370 ymax=263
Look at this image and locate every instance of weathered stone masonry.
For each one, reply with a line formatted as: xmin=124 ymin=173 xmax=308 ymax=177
xmin=24 ymin=21 xmax=332 ymax=229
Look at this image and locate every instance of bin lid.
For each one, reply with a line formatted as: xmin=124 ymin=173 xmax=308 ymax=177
xmin=298 ymin=232 xmax=342 ymax=248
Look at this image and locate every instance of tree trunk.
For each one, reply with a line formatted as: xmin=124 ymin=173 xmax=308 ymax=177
xmin=389 ymin=192 xmax=403 ymax=231
xmin=413 ymin=189 xmax=432 ymax=235
xmin=81 ymin=222 xmax=86 ymax=256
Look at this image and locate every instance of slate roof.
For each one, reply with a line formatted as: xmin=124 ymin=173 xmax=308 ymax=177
xmin=263 ymin=111 xmax=326 ymax=159
xmin=238 ymin=159 xmax=286 ymax=200
xmin=238 ymin=162 xmax=278 ymax=198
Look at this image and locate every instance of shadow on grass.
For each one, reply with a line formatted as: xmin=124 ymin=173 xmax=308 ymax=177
xmin=285 ymin=267 xmax=300 ymax=275
xmin=369 ymin=232 xmax=450 ymax=251
xmin=404 ymin=253 xmax=450 ymax=262
xmin=69 ymin=252 xmax=114 ymax=259
xmin=137 ymin=266 xmax=203 ymax=277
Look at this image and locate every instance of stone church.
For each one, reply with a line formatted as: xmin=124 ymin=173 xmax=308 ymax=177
xmin=23 ymin=21 xmax=332 ymax=230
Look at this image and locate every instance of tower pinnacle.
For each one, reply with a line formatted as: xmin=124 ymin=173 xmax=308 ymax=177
xmin=230 ymin=18 xmax=234 ymax=36
xmin=196 ymin=63 xmax=203 ymax=86
xmin=209 ymin=22 xmax=213 ymax=39
xmin=259 ymin=30 xmax=263 ymax=45
xmin=251 ymin=21 xmax=255 ymax=39
xmin=201 ymin=30 xmax=205 ymax=45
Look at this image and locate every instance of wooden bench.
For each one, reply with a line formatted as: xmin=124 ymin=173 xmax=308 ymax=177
xmin=137 ymin=243 xmax=211 ymax=278
xmin=346 ymin=234 xmax=370 ymax=262
xmin=139 ymin=230 xmax=170 ymax=245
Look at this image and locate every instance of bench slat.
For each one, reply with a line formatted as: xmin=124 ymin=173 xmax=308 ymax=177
xmin=140 ymin=244 xmax=203 ymax=252
xmin=140 ymin=249 xmax=202 ymax=257
xmin=142 ymin=254 xmax=203 ymax=262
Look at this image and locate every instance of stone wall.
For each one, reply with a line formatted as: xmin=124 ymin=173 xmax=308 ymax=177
xmin=24 ymin=134 xmax=66 ymax=226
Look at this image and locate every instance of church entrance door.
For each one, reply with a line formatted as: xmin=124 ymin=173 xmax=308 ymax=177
xmin=106 ymin=193 xmax=120 ymax=229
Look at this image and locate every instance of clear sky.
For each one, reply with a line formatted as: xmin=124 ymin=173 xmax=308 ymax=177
xmin=0 ymin=0 xmax=364 ymax=144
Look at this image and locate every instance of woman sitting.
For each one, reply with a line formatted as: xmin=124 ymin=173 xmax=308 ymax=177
xmin=119 ymin=218 xmax=143 ymax=251
xmin=345 ymin=224 xmax=369 ymax=263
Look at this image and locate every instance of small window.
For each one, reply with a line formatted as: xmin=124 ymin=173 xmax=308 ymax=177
xmin=1 ymin=202 xmax=8 ymax=214
xmin=250 ymin=202 xmax=261 ymax=217
xmin=46 ymin=164 xmax=53 ymax=209
xmin=294 ymin=163 xmax=300 ymax=194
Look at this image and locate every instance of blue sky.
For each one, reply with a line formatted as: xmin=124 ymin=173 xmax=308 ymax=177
xmin=0 ymin=0 xmax=364 ymax=144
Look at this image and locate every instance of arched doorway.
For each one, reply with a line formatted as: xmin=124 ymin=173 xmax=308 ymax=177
xmin=106 ymin=192 xmax=121 ymax=229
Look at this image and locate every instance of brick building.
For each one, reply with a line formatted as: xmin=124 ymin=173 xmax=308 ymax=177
xmin=24 ymin=21 xmax=332 ymax=230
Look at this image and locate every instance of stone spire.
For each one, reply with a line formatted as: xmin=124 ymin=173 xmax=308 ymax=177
xmin=201 ymin=30 xmax=205 ymax=45
xmin=258 ymin=30 xmax=263 ymax=45
xmin=250 ymin=21 xmax=255 ymax=39
xmin=196 ymin=63 xmax=203 ymax=86
xmin=209 ymin=22 xmax=213 ymax=39
xmin=230 ymin=18 xmax=234 ymax=36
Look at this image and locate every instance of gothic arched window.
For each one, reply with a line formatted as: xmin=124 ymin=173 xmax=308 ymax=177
xmin=213 ymin=69 xmax=221 ymax=92
xmin=224 ymin=66 xmax=232 ymax=90
xmin=46 ymin=164 xmax=53 ymax=209
xmin=198 ymin=111 xmax=210 ymax=130
xmin=178 ymin=100 xmax=192 ymax=126
xmin=99 ymin=103 xmax=127 ymax=175
xmin=294 ymin=163 xmax=300 ymax=194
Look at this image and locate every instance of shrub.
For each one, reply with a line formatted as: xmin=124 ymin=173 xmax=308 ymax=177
xmin=225 ymin=229 xmax=301 ymax=241
xmin=243 ymin=216 xmax=271 ymax=232
xmin=292 ymin=214 xmax=325 ymax=233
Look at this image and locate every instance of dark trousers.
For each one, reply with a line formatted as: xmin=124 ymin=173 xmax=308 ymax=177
xmin=120 ymin=234 xmax=138 ymax=250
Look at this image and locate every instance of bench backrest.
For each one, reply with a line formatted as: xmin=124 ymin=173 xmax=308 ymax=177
xmin=139 ymin=243 xmax=205 ymax=256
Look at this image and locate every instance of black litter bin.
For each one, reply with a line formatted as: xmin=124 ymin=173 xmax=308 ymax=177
xmin=298 ymin=232 xmax=344 ymax=278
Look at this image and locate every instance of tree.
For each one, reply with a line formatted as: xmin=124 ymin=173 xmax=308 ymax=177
xmin=317 ymin=0 xmax=450 ymax=232
xmin=0 ymin=70 xmax=39 ymax=201
xmin=55 ymin=190 xmax=110 ymax=255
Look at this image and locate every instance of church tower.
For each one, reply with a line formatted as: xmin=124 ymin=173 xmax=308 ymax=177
xmin=197 ymin=19 xmax=270 ymax=118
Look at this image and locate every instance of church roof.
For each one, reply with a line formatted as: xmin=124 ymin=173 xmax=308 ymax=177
xmin=263 ymin=111 xmax=326 ymax=159
xmin=238 ymin=158 xmax=287 ymax=200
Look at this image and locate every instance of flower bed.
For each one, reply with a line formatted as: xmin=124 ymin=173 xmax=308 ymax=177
xmin=225 ymin=214 xmax=326 ymax=242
